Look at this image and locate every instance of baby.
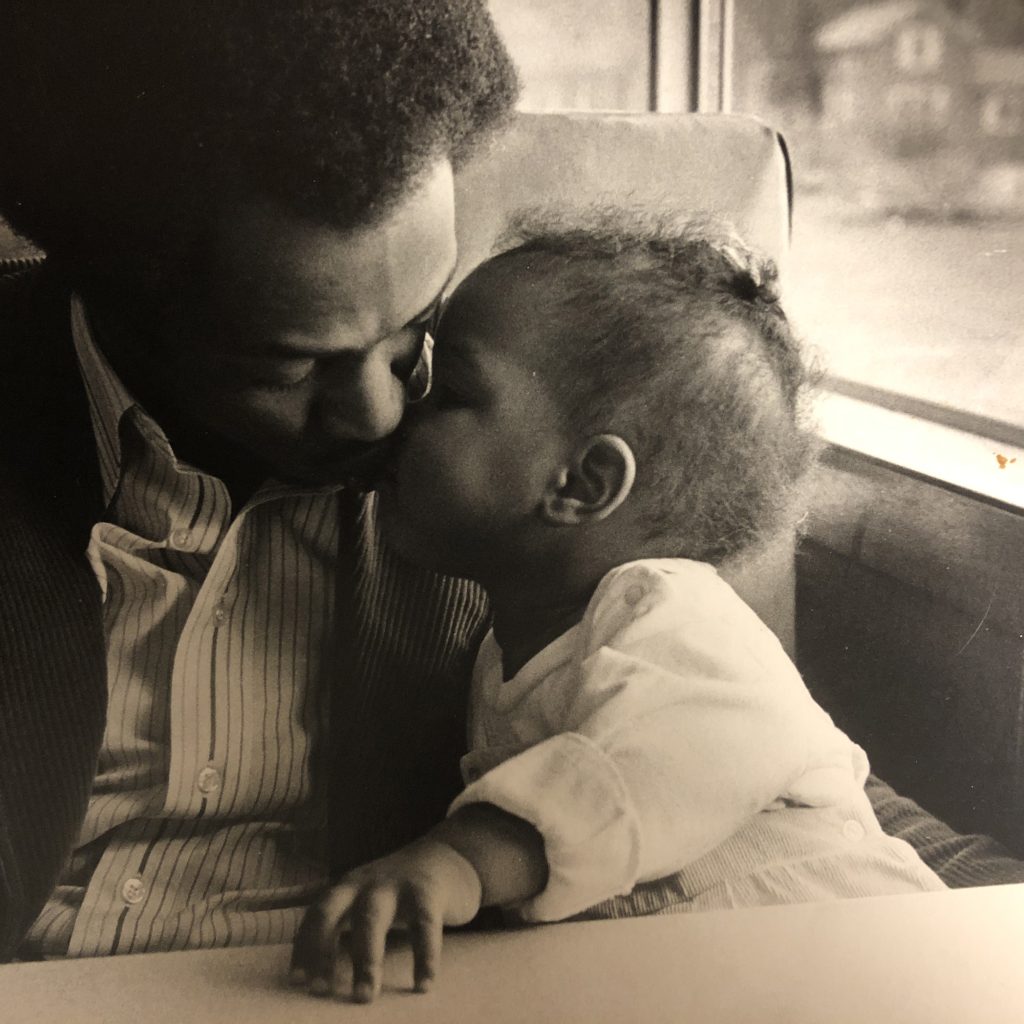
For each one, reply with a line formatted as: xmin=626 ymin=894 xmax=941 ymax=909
xmin=290 ymin=209 xmax=944 ymax=1002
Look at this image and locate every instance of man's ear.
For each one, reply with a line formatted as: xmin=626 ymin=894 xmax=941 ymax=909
xmin=541 ymin=434 xmax=636 ymax=526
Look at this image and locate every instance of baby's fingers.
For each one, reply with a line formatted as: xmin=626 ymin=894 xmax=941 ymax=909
xmin=405 ymin=890 xmax=444 ymax=994
xmin=291 ymin=883 xmax=359 ymax=994
xmin=348 ymin=887 xmax=400 ymax=1003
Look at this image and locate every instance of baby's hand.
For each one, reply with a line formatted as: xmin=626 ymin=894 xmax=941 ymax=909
xmin=290 ymin=837 xmax=483 ymax=1003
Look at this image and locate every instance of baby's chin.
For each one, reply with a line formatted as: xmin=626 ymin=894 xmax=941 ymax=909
xmin=372 ymin=479 xmax=402 ymax=539
xmin=374 ymin=483 xmax=437 ymax=564
xmin=373 ymin=484 xmax=480 ymax=583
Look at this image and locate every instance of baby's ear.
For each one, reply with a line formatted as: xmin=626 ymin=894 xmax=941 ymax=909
xmin=541 ymin=434 xmax=636 ymax=526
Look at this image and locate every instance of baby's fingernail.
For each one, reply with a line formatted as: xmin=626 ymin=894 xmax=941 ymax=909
xmin=310 ymin=976 xmax=331 ymax=997
xmin=352 ymin=981 xmax=375 ymax=1004
xmin=288 ymin=967 xmax=306 ymax=987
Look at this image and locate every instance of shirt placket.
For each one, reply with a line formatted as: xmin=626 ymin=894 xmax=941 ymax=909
xmin=67 ymin=432 xmax=233 ymax=956
xmin=164 ymin=491 xmax=244 ymax=819
xmin=61 ymin=300 xmax=339 ymax=956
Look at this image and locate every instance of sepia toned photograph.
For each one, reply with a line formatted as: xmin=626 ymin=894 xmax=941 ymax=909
xmin=1 ymin=2 xmax=1022 ymax=1021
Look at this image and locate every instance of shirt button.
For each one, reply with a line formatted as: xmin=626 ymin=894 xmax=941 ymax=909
xmin=197 ymin=765 xmax=222 ymax=795
xmin=212 ymin=603 xmax=227 ymax=625
xmin=843 ymin=819 xmax=866 ymax=842
xmin=121 ymin=877 xmax=147 ymax=905
xmin=170 ymin=528 xmax=192 ymax=548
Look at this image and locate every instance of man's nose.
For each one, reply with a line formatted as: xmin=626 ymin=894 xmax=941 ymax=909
xmin=315 ymin=349 xmax=408 ymax=443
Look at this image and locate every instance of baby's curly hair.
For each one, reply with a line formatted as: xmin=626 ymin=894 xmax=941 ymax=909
xmin=494 ymin=208 xmax=819 ymax=564
xmin=0 ymin=2 xmax=518 ymax=275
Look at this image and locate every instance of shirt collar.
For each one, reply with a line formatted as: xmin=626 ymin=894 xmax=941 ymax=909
xmin=70 ymin=294 xmax=345 ymax=507
xmin=70 ymin=293 xmax=139 ymax=505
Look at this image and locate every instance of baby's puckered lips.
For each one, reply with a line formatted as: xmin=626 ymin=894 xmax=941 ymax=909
xmin=268 ymin=435 xmax=400 ymax=492
xmin=341 ymin=435 xmax=403 ymax=494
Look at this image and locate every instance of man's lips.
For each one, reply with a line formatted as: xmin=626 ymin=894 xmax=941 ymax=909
xmin=335 ymin=439 xmax=398 ymax=491
xmin=270 ymin=438 xmax=397 ymax=490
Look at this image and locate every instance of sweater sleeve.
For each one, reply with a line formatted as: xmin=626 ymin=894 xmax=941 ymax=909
xmin=449 ymin=560 xmax=847 ymax=921
xmin=867 ymin=775 xmax=1024 ymax=888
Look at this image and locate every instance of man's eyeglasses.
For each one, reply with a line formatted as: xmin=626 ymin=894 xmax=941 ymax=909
xmin=405 ymin=329 xmax=434 ymax=404
xmin=404 ymin=300 xmax=442 ymax=404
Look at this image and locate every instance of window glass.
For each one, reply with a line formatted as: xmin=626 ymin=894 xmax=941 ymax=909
xmin=731 ymin=0 xmax=1024 ymax=433
xmin=487 ymin=1 xmax=652 ymax=112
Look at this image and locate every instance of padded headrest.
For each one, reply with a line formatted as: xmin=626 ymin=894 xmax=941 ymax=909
xmin=453 ymin=112 xmax=791 ymax=284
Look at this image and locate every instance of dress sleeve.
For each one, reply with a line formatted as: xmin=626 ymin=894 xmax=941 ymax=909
xmin=449 ymin=561 xmax=846 ymax=921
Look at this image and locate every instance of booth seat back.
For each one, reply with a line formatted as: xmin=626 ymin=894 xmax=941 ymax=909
xmin=799 ymin=446 xmax=1024 ymax=855
xmin=452 ymin=112 xmax=797 ymax=651
xmin=454 ymin=112 xmax=790 ymax=284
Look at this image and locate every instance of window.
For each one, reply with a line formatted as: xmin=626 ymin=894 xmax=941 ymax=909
xmin=981 ymin=92 xmax=1024 ymax=136
xmin=896 ymin=23 xmax=944 ymax=72
xmin=836 ymin=85 xmax=858 ymax=123
xmin=887 ymin=82 xmax=951 ymax=127
xmin=487 ymin=1 xmax=655 ymax=112
xmin=729 ymin=0 xmax=1024 ymax=502
xmin=489 ymin=0 xmax=1023 ymax=503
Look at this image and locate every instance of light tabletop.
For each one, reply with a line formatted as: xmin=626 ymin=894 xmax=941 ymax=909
xmin=4 ymin=884 xmax=1024 ymax=1023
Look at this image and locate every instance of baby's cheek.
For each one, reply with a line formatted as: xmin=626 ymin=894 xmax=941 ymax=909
xmin=409 ymin=424 xmax=462 ymax=476
xmin=399 ymin=444 xmax=456 ymax=512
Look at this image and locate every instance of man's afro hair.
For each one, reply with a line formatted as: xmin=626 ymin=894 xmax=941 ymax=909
xmin=0 ymin=1 xmax=519 ymax=265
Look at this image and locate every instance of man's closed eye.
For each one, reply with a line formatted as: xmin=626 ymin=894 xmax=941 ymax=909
xmin=246 ymin=358 xmax=318 ymax=391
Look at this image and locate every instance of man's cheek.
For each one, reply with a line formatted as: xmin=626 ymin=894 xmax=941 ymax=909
xmin=232 ymin=389 xmax=311 ymax=433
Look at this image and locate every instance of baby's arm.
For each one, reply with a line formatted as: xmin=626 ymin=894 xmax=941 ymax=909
xmin=447 ymin=562 xmax=844 ymax=922
xmin=290 ymin=802 xmax=546 ymax=1003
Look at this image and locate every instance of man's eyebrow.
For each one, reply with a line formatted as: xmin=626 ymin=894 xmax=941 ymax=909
xmin=241 ymin=267 xmax=457 ymax=358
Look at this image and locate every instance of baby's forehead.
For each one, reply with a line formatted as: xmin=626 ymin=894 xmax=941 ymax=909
xmin=438 ymin=258 xmax=576 ymax=366
xmin=459 ymin=250 xmax=547 ymax=294
xmin=450 ymin=252 xmax=577 ymax=323
xmin=445 ymin=254 xmax=513 ymax=307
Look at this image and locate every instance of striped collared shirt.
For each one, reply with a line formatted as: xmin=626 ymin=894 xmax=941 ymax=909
xmin=24 ymin=296 xmax=337 ymax=956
